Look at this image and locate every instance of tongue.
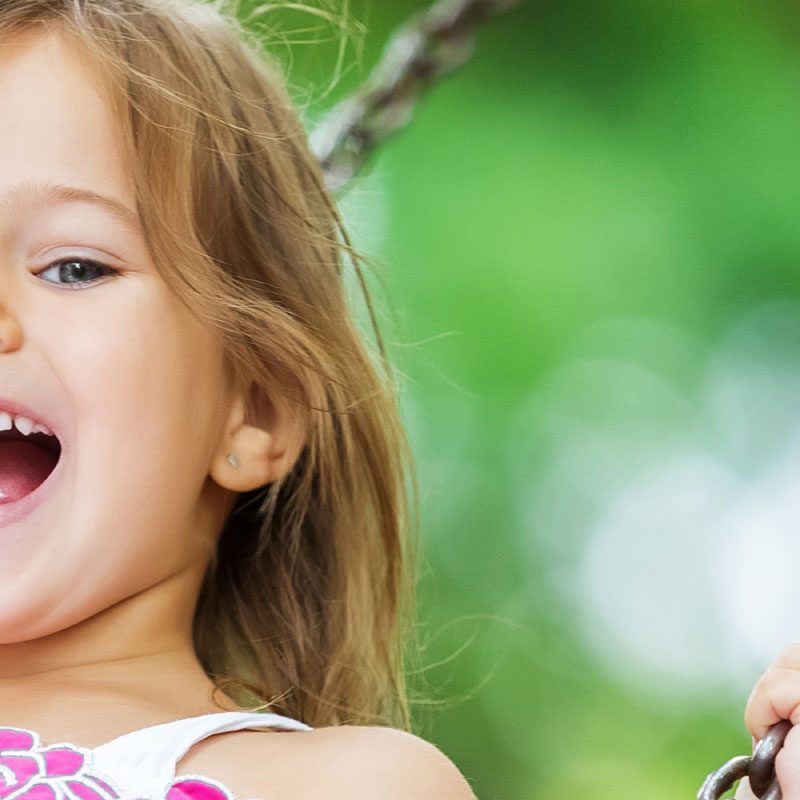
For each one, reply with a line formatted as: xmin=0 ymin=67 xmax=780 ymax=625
xmin=0 ymin=440 xmax=57 ymax=505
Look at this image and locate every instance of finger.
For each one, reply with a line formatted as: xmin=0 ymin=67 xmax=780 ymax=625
xmin=735 ymin=776 xmax=758 ymax=800
xmin=745 ymin=669 xmax=800 ymax=739
xmin=776 ymin=726 xmax=800 ymax=800
xmin=772 ymin=643 xmax=800 ymax=671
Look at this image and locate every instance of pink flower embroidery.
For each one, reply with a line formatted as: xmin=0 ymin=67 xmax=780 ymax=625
xmin=166 ymin=778 xmax=231 ymax=800
xmin=0 ymin=728 xmax=120 ymax=800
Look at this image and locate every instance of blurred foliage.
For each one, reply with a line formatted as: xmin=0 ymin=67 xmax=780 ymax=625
xmin=232 ymin=1 xmax=800 ymax=798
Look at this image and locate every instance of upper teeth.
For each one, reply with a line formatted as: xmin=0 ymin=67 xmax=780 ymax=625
xmin=0 ymin=412 xmax=54 ymax=437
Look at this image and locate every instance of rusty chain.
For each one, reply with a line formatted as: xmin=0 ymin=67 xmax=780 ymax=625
xmin=698 ymin=721 xmax=791 ymax=800
xmin=308 ymin=0 xmax=523 ymax=192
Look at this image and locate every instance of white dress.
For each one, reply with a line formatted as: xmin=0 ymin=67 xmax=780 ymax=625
xmin=0 ymin=710 xmax=312 ymax=800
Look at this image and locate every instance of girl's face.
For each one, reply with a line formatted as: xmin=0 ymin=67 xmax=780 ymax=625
xmin=0 ymin=29 xmax=240 ymax=642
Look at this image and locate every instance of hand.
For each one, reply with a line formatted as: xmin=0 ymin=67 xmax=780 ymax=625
xmin=735 ymin=643 xmax=800 ymax=799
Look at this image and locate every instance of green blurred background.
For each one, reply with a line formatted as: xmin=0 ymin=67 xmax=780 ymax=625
xmin=235 ymin=1 xmax=800 ymax=797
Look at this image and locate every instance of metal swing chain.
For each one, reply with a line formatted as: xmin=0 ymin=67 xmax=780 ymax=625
xmin=309 ymin=0 xmax=523 ymax=193
xmin=698 ymin=720 xmax=792 ymax=800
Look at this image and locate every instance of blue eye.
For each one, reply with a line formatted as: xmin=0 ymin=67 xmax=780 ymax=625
xmin=36 ymin=258 xmax=119 ymax=288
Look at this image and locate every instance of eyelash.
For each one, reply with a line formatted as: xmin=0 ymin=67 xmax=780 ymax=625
xmin=35 ymin=257 xmax=120 ymax=288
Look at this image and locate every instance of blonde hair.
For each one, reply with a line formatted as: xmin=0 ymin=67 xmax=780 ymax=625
xmin=0 ymin=0 xmax=416 ymax=728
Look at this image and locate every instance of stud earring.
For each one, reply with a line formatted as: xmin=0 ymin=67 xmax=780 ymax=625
xmin=226 ymin=453 xmax=240 ymax=469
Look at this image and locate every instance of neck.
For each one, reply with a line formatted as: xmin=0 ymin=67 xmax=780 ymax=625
xmin=0 ymin=557 xmax=238 ymax=742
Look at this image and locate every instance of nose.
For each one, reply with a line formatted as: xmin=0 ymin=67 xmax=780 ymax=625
xmin=0 ymin=301 xmax=22 ymax=352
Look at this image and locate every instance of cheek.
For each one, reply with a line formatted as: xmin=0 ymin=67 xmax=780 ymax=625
xmin=65 ymin=288 xmax=224 ymax=525
xmin=62 ymin=283 xmax=226 ymax=460
xmin=0 ymin=287 xmax=228 ymax=639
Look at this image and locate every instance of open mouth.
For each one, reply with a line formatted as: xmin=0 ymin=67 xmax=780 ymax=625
xmin=0 ymin=428 xmax=62 ymax=505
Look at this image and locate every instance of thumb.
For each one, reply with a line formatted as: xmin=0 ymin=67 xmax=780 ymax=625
xmin=776 ymin=727 xmax=800 ymax=800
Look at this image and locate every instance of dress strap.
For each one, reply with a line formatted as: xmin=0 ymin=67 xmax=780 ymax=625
xmin=91 ymin=711 xmax=312 ymax=797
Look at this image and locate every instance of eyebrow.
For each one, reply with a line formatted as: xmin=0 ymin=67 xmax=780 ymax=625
xmin=0 ymin=180 xmax=142 ymax=235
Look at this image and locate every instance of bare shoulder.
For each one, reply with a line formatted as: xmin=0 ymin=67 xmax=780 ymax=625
xmin=176 ymin=723 xmax=478 ymax=800
xmin=299 ymin=725 xmax=478 ymax=799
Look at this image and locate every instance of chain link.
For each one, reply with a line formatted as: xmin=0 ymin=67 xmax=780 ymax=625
xmin=698 ymin=721 xmax=791 ymax=800
xmin=309 ymin=0 xmax=523 ymax=192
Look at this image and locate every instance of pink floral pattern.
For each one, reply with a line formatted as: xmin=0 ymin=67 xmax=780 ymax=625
xmin=0 ymin=729 xmax=236 ymax=800
xmin=166 ymin=778 xmax=230 ymax=800
xmin=0 ymin=728 xmax=120 ymax=800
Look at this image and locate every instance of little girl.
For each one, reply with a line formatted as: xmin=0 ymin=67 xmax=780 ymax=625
xmin=0 ymin=0 xmax=476 ymax=798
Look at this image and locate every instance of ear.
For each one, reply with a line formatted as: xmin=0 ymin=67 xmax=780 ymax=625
xmin=209 ymin=381 xmax=306 ymax=492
